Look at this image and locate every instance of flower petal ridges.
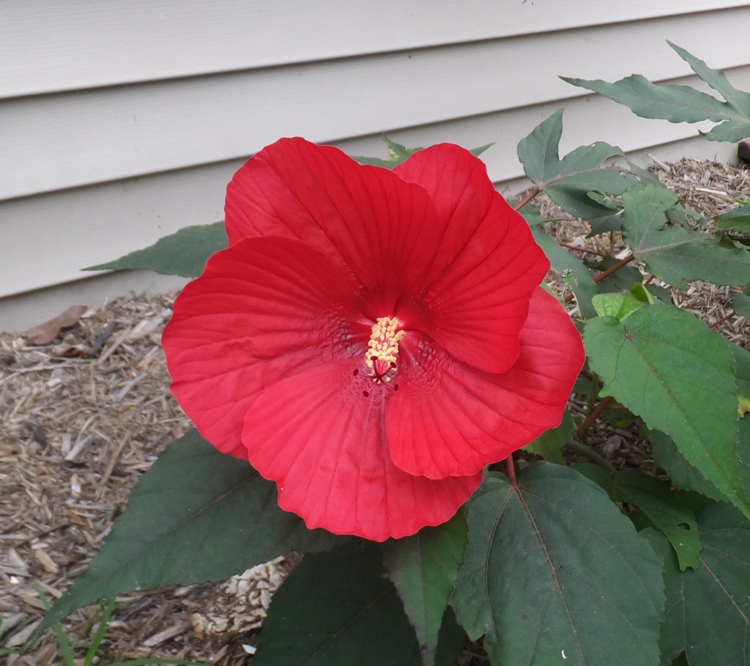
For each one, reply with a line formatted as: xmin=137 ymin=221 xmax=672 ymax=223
xmin=163 ymin=137 xmax=584 ymax=540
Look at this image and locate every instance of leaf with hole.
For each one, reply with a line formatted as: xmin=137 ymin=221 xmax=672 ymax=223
xmin=612 ymin=469 xmax=700 ymax=570
xmin=656 ymin=503 xmax=750 ymax=666
xmin=451 ymin=464 xmax=664 ymax=666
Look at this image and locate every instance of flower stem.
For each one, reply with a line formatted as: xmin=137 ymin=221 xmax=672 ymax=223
xmin=513 ymin=187 xmax=540 ymax=211
xmin=506 ymin=452 xmax=518 ymax=488
xmin=576 ymin=395 xmax=614 ymax=439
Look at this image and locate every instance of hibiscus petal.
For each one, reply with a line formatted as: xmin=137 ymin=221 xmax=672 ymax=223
xmin=387 ymin=288 xmax=584 ymax=479
xmin=162 ymin=235 xmax=364 ymax=458
xmin=224 ymin=138 xmax=446 ymax=313
xmin=242 ymin=361 xmax=482 ymax=541
xmin=396 ymin=144 xmax=550 ymax=374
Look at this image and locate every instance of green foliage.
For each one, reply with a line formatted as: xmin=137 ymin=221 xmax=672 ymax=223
xmin=585 ymin=305 xmax=749 ymax=519
xmin=517 ymin=109 xmax=628 ymax=219
xmin=452 ymin=465 xmax=664 ymax=666
xmin=522 ymin=410 xmax=574 ymax=464
xmin=380 ymin=512 xmax=468 ymax=666
xmin=653 ymin=503 xmax=750 ymax=666
xmin=85 ymin=222 xmax=227 ymax=278
xmin=52 ymin=47 xmax=750 ymax=666
xmin=254 ymin=541 xmax=464 ymax=666
xmin=621 ymin=184 xmax=750 ymax=289
xmin=37 ymin=431 xmax=342 ymax=637
xmin=562 ymin=42 xmax=750 ymax=142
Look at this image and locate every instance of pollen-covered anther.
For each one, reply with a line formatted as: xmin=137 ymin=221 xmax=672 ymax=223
xmin=365 ymin=317 xmax=405 ymax=384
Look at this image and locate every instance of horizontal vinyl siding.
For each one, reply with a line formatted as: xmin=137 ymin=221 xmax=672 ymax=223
xmin=5 ymin=7 xmax=750 ymax=201
xmin=1 ymin=2 xmax=749 ymax=330
xmin=4 ymin=0 xmax=749 ymax=98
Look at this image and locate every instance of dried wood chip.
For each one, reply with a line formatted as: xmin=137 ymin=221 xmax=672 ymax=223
xmin=24 ymin=305 xmax=87 ymax=345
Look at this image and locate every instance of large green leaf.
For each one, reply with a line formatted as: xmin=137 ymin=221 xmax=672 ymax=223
xmin=657 ymin=503 xmax=750 ymax=666
xmin=517 ymin=110 xmax=627 ymax=219
xmin=621 ymin=184 xmax=750 ymax=289
xmin=529 ymin=226 xmax=599 ymax=319
xmin=584 ymin=305 xmax=748 ymax=519
xmin=612 ymin=469 xmax=700 ymax=570
xmin=451 ymin=464 xmax=664 ymax=666
xmin=380 ymin=512 xmax=467 ymax=666
xmin=255 ymin=542 xmax=464 ymax=666
xmin=85 ymin=222 xmax=227 ymax=278
xmin=562 ymin=42 xmax=750 ymax=142
xmin=38 ymin=431 xmax=342 ymax=635
xmin=650 ymin=430 xmax=726 ymax=502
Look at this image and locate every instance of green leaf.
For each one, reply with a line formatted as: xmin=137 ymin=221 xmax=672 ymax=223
xmin=530 ymin=225 xmax=598 ymax=319
xmin=612 ymin=469 xmax=700 ymax=570
xmin=517 ymin=110 xmax=627 ymax=219
xmin=84 ymin=223 xmax=227 ymax=278
xmin=380 ymin=512 xmax=467 ymax=666
xmin=562 ymin=42 xmax=750 ymax=142
xmin=523 ymin=411 xmax=574 ymax=464
xmin=621 ymin=184 xmax=750 ymax=289
xmin=650 ymin=430 xmax=726 ymax=502
xmin=715 ymin=205 xmax=750 ymax=232
xmin=255 ymin=542 xmax=463 ymax=666
xmin=452 ymin=465 xmax=664 ymax=666
xmin=733 ymin=292 xmax=750 ymax=320
xmin=658 ymin=503 xmax=750 ymax=666
xmin=38 ymin=431 xmax=342 ymax=635
xmin=584 ymin=305 xmax=749 ymax=518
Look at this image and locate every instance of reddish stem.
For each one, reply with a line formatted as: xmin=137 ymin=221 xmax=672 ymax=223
xmin=575 ymin=395 xmax=614 ymax=439
xmin=513 ymin=188 xmax=540 ymax=211
xmin=708 ymin=311 xmax=735 ymax=329
xmin=506 ymin=452 xmax=518 ymax=488
xmin=593 ymin=254 xmax=635 ymax=283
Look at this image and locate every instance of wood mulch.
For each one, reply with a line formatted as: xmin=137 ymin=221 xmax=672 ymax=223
xmin=1 ymin=158 xmax=749 ymax=665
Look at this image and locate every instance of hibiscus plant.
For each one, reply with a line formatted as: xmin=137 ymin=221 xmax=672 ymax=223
xmin=36 ymin=44 xmax=750 ymax=666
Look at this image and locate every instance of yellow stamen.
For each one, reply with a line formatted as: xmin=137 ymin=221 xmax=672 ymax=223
xmin=365 ymin=317 xmax=405 ymax=382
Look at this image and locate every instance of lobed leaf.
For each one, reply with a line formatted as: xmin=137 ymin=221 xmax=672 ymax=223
xmin=84 ymin=222 xmax=227 ymax=278
xmin=562 ymin=42 xmax=750 ymax=142
xmin=255 ymin=541 xmax=464 ymax=666
xmin=517 ymin=110 xmax=627 ymax=219
xmin=584 ymin=305 xmax=749 ymax=519
xmin=452 ymin=464 xmax=664 ymax=666
xmin=380 ymin=512 xmax=468 ymax=666
xmin=621 ymin=184 xmax=750 ymax=289
xmin=612 ymin=469 xmax=700 ymax=570
xmin=37 ymin=431 xmax=342 ymax=636
xmin=656 ymin=503 xmax=750 ymax=666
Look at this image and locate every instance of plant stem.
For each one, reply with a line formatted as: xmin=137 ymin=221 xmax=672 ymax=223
xmin=513 ymin=187 xmax=540 ymax=211
xmin=564 ymin=440 xmax=616 ymax=473
xmin=593 ymin=253 xmax=635 ymax=283
xmin=576 ymin=395 xmax=614 ymax=440
xmin=506 ymin=452 xmax=518 ymax=487
xmin=708 ymin=310 xmax=735 ymax=329
xmin=558 ymin=242 xmax=609 ymax=258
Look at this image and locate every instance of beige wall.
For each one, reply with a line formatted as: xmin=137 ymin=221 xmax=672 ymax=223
xmin=2 ymin=1 xmax=749 ymax=331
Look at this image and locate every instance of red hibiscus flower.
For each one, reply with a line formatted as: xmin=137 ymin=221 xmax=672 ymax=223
xmin=162 ymin=138 xmax=585 ymax=541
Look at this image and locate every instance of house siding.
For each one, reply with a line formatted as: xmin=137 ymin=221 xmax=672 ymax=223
xmin=2 ymin=1 xmax=749 ymax=330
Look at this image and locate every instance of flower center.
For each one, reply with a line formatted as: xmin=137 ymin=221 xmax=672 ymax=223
xmin=365 ymin=316 xmax=404 ymax=385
